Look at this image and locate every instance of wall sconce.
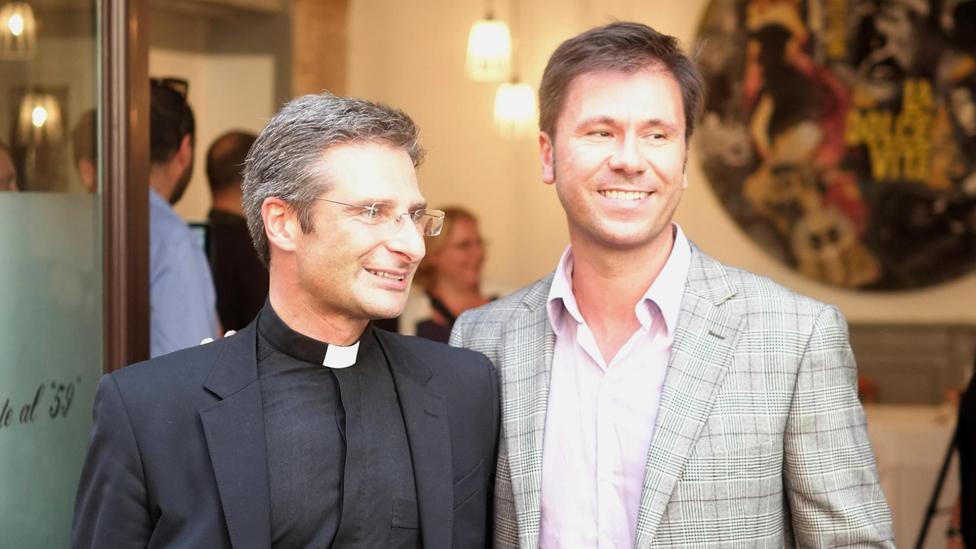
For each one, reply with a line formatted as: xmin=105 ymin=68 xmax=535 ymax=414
xmin=465 ymin=15 xmax=511 ymax=81
xmin=493 ymin=80 xmax=536 ymax=137
xmin=18 ymin=93 xmax=63 ymax=144
xmin=0 ymin=2 xmax=37 ymax=60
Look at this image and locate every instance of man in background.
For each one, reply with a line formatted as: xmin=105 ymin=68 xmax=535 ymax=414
xmin=206 ymin=130 xmax=268 ymax=331
xmin=148 ymin=77 xmax=218 ymax=357
xmin=452 ymin=22 xmax=894 ymax=548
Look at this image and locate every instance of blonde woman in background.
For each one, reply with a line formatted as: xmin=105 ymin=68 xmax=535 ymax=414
xmin=400 ymin=206 xmax=504 ymax=342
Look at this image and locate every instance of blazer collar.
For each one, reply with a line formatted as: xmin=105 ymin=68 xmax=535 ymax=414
xmin=375 ymin=330 xmax=453 ymax=549
xmin=198 ymin=320 xmax=273 ymax=549
xmin=498 ymin=276 xmax=556 ymax=549
xmin=634 ymin=246 xmax=744 ymax=547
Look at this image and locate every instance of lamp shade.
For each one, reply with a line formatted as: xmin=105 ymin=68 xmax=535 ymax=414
xmin=493 ymin=81 xmax=536 ymax=137
xmin=465 ymin=18 xmax=511 ymax=82
xmin=0 ymin=2 xmax=37 ymax=60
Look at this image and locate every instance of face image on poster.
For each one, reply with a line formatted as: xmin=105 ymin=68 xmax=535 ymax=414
xmin=694 ymin=0 xmax=976 ymax=290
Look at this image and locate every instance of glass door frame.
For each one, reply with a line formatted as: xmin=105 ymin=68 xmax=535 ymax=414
xmin=101 ymin=0 xmax=150 ymax=371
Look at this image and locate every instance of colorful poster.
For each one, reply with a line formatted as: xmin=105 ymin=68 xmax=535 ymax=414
xmin=695 ymin=0 xmax=976 ymax=289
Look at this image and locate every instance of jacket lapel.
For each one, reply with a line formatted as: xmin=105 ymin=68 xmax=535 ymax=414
xmin=634 ymin=248 xmax=744 ymax=548
xmin=198 ymin=322 xmax=272 ymax=549
xmin=377 ymin=332 xmax=453 ymax=549
xmin=500 ymin=280 xmax=555 ymax=549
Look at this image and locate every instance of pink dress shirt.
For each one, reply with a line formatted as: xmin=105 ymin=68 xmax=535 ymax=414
xmin=539 ymin=226 xmax=691 ymax=549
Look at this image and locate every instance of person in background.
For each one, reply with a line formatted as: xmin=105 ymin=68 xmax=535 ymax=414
xmin=71 ymin=109 xmax=97 ymax=193
xmin=400 ymin=206 xmax=498 ymax=342
xmin=0 ymin=139 xmax=19 ymax=192
xmin=206 ymin=130 xmax=269 ymax=331
xmin=452 ymin=21 xmax=893 ymax=548
xmin=148 ymin=77 xmax=218 ymax=357
xmin=953 ymin=356 xmax=976 ymax=547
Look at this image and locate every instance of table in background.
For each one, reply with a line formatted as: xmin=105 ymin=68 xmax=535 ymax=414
xmin=865 ymin=404 xmax=959 ymax=549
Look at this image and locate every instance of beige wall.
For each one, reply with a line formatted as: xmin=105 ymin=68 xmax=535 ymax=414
xmin=347 ymin=0 xmax=976 ymax=324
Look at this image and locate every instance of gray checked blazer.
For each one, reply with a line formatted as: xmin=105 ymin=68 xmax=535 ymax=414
xmin=451 ymin=243 xmax=895 ymax=548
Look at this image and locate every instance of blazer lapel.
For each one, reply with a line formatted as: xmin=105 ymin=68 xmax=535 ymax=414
xmin=198 ymin=322 xmax=272 ymax=549
xmin=634 ymin=248 xmax=745 ymax=548
xmin=377 ymin=332 xmax=453 ymax=549
xmin=499 ymin=282 xmax=555 ymax=549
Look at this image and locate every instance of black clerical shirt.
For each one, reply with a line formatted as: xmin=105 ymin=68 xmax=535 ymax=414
xmin=256 ymin=304 xmax=420 ymax=548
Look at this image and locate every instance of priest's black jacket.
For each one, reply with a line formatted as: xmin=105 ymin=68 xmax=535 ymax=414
xmin=70 ymin=321 xmax=499 ymax=549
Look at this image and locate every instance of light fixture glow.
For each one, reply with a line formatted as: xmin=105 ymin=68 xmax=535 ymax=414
xmin=465 ymin=18 xmax=511 ymax=82
xmin=0 ymin=2 xmax=36 ymax=59
xmin=493 ymin=81 xmax=537 ymax=138
xmin=18 ymin=93 xmax=62 ymax=143
xmin=31 ymin=105 xmax=47 ymax=127
xmin=8 ymin=12 xmax=23 ymax=36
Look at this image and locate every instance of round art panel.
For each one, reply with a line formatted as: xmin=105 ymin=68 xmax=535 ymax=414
xmin=694 ymin=0 xmax=976 ymax=290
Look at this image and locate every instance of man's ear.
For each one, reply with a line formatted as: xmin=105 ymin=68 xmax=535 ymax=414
xmin=262 ymin=197 xmax=301 ymax=255
xmin=177 ymin=133 xmax=193 ymax=168
xmin=539 ymin=131 xmax=555 ymax=185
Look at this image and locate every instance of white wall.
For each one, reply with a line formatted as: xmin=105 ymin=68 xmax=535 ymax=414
xmin=149 ymin=49 xmax=275 ymax=221
xmin=347 ymin=0 xmax=976 ymax=324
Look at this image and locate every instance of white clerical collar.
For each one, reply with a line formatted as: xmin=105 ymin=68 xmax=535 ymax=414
xmin=323 ymin=340 xmax=360 ymax=369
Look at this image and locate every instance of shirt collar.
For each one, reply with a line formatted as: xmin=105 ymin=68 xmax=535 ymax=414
xmin=546 ymin=224 xmax=691 ymax=336
xmin=257 ymin=301 xmax=368 ymax=369
xmin=149 ymin=187 xmax=168 ymax=209
xmin=546 ymin=247 xmax=582 ymax=337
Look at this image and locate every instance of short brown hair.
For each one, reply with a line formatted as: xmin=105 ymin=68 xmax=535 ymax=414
xmin=538 ymin=21 xmax=705 ymax=142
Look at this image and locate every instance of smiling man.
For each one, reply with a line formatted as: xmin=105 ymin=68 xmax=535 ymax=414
xmin=72 ymin=93 xmax=499 ymax=549
xmin=452 ymin=22 xmax=894 ymax=548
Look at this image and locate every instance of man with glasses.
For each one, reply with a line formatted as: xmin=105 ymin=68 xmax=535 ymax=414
xmin=147 ymin=77 xmax=219 ymax=357
xmin=72 ymin=93 xmax=499 ymax=548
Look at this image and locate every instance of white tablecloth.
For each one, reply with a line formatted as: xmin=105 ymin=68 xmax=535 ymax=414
xmin=865 ymin=404 xmax=959 ymax=549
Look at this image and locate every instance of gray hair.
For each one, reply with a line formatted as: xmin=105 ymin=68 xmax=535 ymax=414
xmin=242 ymin=92 xmax=425 ymax=266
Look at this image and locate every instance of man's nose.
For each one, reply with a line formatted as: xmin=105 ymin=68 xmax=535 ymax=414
xmin=607 ymin=134 xmax=646 ymax=174
xmin=387 ymin=217 xmax=426 ymax=263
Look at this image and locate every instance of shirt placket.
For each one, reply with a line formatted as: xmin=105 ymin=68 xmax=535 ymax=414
xmin=575 ymin=322 xmax=617 ymax=548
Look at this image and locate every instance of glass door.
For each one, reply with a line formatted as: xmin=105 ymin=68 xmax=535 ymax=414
xmin=0 ymin=0 xmax=107 ymax=546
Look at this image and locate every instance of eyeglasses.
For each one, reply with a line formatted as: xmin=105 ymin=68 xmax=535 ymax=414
xmin=314 ymin=198 xmax=445 ymax=236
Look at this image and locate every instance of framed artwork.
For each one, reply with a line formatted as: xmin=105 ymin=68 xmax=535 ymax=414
xmin=694 ymin=0 xmax=976 ymax=290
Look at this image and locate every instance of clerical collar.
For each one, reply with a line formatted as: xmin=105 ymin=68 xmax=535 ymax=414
xmin=257 ymin=302 xmax=371 ymax=369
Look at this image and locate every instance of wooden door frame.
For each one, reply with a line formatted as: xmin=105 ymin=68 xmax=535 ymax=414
xmin=102 ymin=0 xmax=150 ymax=372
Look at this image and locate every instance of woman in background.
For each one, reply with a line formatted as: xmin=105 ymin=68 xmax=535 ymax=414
xmin=400 ymin=206 xmax=497 ymax=342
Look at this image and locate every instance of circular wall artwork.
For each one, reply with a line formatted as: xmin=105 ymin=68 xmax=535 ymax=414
xmin=694 ymin=0 xmax=976 ymax=290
